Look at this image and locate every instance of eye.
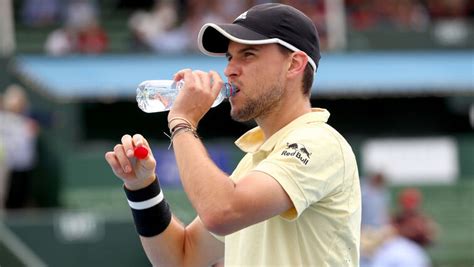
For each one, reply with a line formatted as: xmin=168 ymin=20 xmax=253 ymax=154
xmin=244 ymin=52 xmax=254 ymax=58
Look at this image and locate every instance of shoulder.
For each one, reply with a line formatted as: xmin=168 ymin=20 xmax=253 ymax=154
xmin=277 ymin=121 xmax=354 ymax=165
xmin=280 ymin=123 xmax=340 ymax=151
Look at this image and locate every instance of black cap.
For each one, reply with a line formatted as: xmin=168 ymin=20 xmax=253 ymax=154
xmin=198 ymin=3 xmax=321 ymax=71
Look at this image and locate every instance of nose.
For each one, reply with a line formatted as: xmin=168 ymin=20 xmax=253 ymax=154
xmin=224 ymin=60 xmax=239 ymax=79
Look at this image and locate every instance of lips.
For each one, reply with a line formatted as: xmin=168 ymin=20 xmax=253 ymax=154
xmin=231 ymin=88 xmax=241 ymax=98
xmin=229 ymin=82 xmax=241 ymax=97
xmin=233 ymin=84 xmax=239 ymax=90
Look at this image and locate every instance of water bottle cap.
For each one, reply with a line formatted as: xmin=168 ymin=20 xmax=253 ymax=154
xmin=224 ymin=83 xmax=237 ymax=97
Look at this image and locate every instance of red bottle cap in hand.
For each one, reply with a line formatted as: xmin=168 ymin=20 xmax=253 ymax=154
xmin=134 ymin=146 xmax=148 ymax=159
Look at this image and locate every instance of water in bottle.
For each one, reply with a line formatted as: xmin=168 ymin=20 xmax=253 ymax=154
xmin=136 ymin=80 xmax=236 ymax=113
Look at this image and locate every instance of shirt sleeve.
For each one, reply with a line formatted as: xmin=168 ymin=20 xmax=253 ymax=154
xmin=254 ymin=126 xmax=345 ymax=220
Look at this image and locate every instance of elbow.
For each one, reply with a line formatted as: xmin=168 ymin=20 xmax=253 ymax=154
xmin=200 ymin=208 xmax=238 ymax=236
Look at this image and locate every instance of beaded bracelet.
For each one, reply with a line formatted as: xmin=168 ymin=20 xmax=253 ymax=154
xmin=164 ymin=121 xmax=199 ymax=149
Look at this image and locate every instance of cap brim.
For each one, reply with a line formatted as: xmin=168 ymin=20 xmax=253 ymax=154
xmin=198 ymin=23 xmax=317 ymax=71
xmin=198 ymin=23 xmax=270 ymax=55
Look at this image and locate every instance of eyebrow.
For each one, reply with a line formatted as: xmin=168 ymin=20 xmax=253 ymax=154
xmin=226 ymin=46 xmax=260 ymax=58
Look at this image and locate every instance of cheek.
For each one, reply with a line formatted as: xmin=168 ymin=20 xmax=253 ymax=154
xmin=254 ymin=58 xmax=286 ymax=82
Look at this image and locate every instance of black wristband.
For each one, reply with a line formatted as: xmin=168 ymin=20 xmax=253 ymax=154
xmin=124 ymin=178 xmax=172 ymax=237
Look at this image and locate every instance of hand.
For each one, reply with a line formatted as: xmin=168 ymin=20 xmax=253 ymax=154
xmin=168 ymin=69 xmax=224 ymax=128
xmin=105 ymin=134 xmax=157 ymax=190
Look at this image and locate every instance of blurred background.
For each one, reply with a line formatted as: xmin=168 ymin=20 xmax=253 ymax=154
xmin=0 ymin=0 xmax=472 ymax=266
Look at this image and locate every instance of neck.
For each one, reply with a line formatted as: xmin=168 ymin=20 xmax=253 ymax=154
xmin=255 ymin=92 xmax=312 ymax=140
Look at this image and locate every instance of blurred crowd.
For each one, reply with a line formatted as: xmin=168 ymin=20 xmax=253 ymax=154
xmin=346 ymin=0 xmax=473 ymax=30
xmin=15 ymin=0 xmax=474 ymax=56
xmin=0 ymin=84 xmax=39 ymax=210
xmin=360 ymin=172 xmax=438 ymax=267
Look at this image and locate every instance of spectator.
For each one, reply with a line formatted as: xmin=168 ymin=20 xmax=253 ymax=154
xmin=396 ymin=188 xmax=438 ymax=245
xmin=345 ymin=0 xmax=380 ymax=30
xmin=128 ymin=0 xmax=179 ymax=52
xmin=399 ymin=187 xmax=422 ymax=214
xmin=146 ymin=0 xmax=228 ymax=53
xmin=387 ymin=0 xmax=430 ymax=31
xmin=21 ymin=0 xmax=61 ymax=27
xmin=0 ymin=84 xmax=39 ymax=209
xmin=360 ymin=172 xmax=390 ymax=266
xmin=128 ymin=0 xmax=248 ymax=54
xmin=346 ymin=0 xmax=432 ymax=31
xmin=361 ymin=172 xmax=390 ymax=228
xmin=370 ymin=211 xmax=433 ymax=267
xmin=64 ymin=0 xmax=100 ymax=30
xmin=66 ymin=0 xmax=108 ymax=54
xmin=179 ymin=0 xmax=227 ymax=52
xmin=44 ymin=0 xmax=108 ymax=55
xmin=76 ymin=19 xmax=108 ymax=54
xmin=365 ymin=188 xmax=437 ymax=267
xmin=44 ymin=26 xmax=77 ymax=56
xmin=428 ymin=0 xmax=471 ymax=46
xmin=213 ymin=0 xmax=253 ymax=22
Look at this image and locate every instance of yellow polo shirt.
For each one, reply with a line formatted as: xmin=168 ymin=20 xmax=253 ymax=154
xmin=220 ymin=108 xmax=361 ymax=267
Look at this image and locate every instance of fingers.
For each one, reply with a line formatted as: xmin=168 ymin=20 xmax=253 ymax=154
xmin=105 ymin=151 xmax=123 ymax=176
xmin=105 ymin=134 xmax=158 ymax=191
xmin=106 ymin=134 xmax=151 ymax=174
xmin=209 ymin=70 xmax=224 ymax=95
xmin=169 ymin=69 xmax=224 ymax=125
xmin=173 ymin=68 xmax=192 ymax=82
xmin=132 ymin=134 xmax=154 ymax=168
xmin=132 ymin=133 xmax=149 ymax=148
xmin=192 ymin=70 xmax=207 ymax=92
xmin=129 ymin=134 xmax=156 ymax=171
xmin=123 ymin=133 xmax=150 ymax=155
xmin=114 ymin=143 xmax=133 ymax=174
xmin=174 ymin=69 xmax=221 ymax=93
xmin=105 ymin=146 xmax=130 ymax=178
xmin=121 ymin=134 xmax=134 ymax=158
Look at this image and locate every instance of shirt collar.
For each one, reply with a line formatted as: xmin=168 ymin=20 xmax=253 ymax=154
xmin=235 ymin=108 xmax=330 ymax=153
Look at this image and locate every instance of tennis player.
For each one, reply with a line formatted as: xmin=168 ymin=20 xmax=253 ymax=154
xmin=106 ymin=3 xmax=361 ymax=266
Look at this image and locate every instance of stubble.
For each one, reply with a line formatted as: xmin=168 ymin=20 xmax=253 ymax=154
xmin=230 ymin=83 xmax=284 ymax=122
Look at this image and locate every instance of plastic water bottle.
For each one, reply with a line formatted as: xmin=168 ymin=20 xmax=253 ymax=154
xmin=136 ymin=80 xmax=236 ymax=113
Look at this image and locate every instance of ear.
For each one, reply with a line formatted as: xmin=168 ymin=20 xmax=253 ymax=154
xmin=287 ymin=51 xmax=308 ymax=78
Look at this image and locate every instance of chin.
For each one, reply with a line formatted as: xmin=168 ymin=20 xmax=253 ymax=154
xmin=230 ymin=108 xmax=243 ymax=122
xmin=230 ymin=109 xmax=253 ymax=123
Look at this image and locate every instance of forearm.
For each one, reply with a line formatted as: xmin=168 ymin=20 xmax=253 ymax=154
xmin=106 ymin=132 xmax=223 ymax=265
xmin=124 ymin=178 xmax=185 ymax=266
xmin=171 ymin=131 xmax=236 ymax=230
xmin=140 ymin=217 xmax=186 ymax=267
xmin=128 ymin=190 xmax=216 ymax=267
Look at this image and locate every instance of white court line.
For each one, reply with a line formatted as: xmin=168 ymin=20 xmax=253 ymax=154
xmin=0 ymin=222 xmax=47 ymax=267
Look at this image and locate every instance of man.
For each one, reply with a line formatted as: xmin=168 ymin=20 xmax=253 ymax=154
xmin=0 ymin=84 xmax=38 ymax=209
xmin=369 ymin=212 xmax=433 ymax=267
xmin=105 ymin=3 xmax=361 ymax=266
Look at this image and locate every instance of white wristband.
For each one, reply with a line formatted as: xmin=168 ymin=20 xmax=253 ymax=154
xmin=127 ymin=190 xmax=164 ymax=210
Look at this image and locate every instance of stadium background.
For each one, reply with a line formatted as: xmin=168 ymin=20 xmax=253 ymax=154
xmin=0 ymin=0 xmax=473 ymax=266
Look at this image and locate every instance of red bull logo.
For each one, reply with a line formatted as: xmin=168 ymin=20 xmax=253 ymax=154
xmin=281 ymin=142 xmax=311 ymax=165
